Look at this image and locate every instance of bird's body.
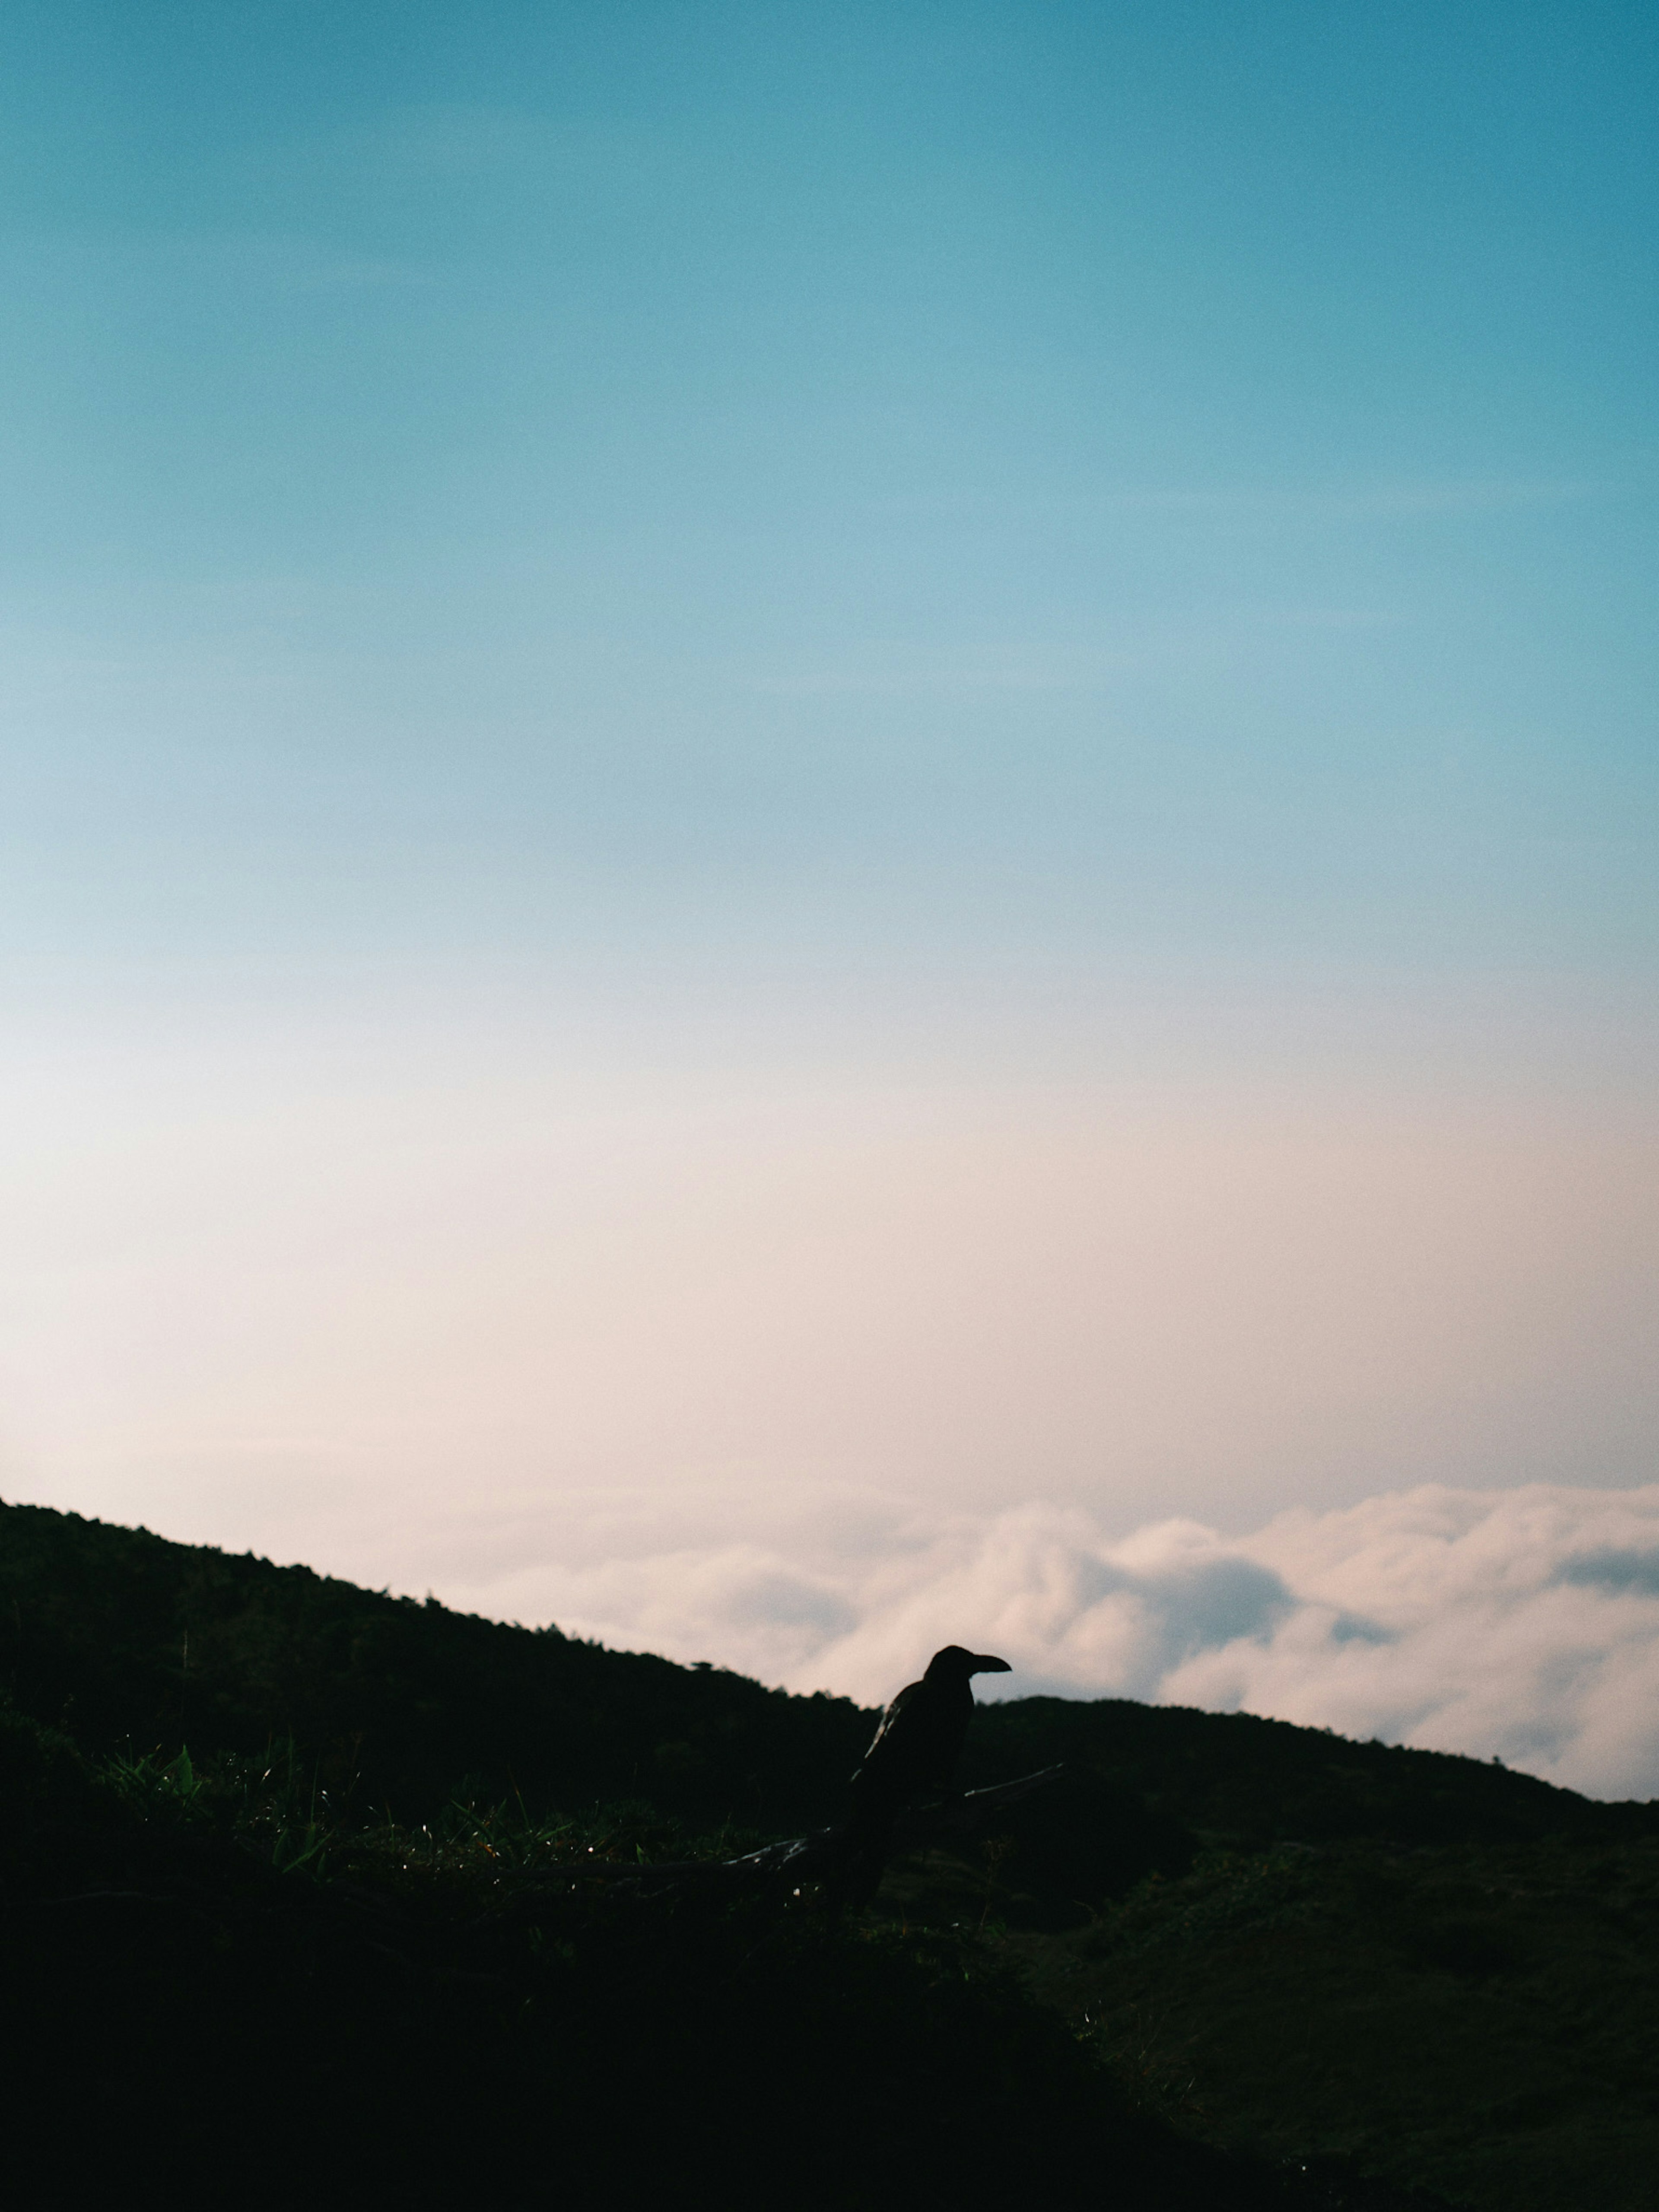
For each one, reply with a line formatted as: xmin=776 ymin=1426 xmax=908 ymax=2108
xmin=853 ymin=1657 xmax=986 ymax=1801
xmin=834 ymin=1646 xmax=1011 ymax=1904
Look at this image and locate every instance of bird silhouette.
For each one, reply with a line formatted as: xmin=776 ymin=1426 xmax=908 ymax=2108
xmin=833 ymin=1646 xmax=1011 ymax=1905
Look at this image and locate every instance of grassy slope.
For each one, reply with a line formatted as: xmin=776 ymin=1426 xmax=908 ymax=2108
xmin=940 ymin=1837 xmax=1659 ymax=2212
xmin=6 ymin=1499 xmax=1641 ymax=1859
xmin=6 ymin=1497 xmax=1658 ymax=2206
xmin=879 ymin=1716 xmax=1659 ymax=2209
xmin=0 ymin=1497 xmax=871 ymax=1826
xmin=0 ymin=1702 xmax=1403 ymax=2209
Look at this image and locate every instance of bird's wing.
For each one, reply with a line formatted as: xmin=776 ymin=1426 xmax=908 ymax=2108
xmin=858 ymin=1679 xmax=922 ymax=1766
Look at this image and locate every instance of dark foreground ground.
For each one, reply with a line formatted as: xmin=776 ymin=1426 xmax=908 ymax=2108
xmin=4 ymin=1499 xmax=1656 ymax=2206
xmin=3 ymin=1702 xmax=1428 ymax=2210
xmin=884 ymin=1830 xmax=1659 ymax=2211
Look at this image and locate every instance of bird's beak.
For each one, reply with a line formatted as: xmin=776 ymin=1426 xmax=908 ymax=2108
xmin=971 ymin=1654 xmax=1012 ymax=1673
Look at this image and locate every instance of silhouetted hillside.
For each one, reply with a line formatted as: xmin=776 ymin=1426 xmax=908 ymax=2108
xmin=959 ymin=1694 xmax=1657 ymax=1916
xmin=4 ymin=1498 xmax=1647 ymax=1879
xmin=999 ymin=1827 xmax=1659 ymax=2212
xmin=970 ymin=1692 xmax=1655 ymax=1843
xmin=0 ymin=1669 xmax=1418 ymax=2211
xmin=7 ymin=1498 xmax=1659 ymax=2209
xmin=0 ymin=1498 xmax=870 ymax=1827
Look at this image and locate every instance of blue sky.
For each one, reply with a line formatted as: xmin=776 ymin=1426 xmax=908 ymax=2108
xmin=3 ymin=0 xmax=1654 ymax=984
xmin=3 ymin=5 xmax=1657 ymax=1749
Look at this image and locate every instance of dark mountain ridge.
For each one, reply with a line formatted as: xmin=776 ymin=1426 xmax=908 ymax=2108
xmin=4 ymin=1497 xmax=1650 ymax=1874
xmin=1 ymin=1495 xmax=1460 ymax=2210
xmin=7 ymin=1497 xmax=1659 ymax=2209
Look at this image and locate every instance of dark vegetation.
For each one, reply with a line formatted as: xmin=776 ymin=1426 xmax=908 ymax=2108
xmin=4 ymin=1500 xmax=1656 ymax=2206
xmin=1 ymin=1496 xmax=869 ymax=1828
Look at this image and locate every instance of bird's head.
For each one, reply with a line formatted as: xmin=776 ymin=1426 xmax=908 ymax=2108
xmin=924 ymin=1645 xmax=1012 ymax=1681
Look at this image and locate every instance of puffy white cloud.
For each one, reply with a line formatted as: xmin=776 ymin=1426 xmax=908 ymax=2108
xmin=442 ymin=1482 xmax=1659 ymax=1802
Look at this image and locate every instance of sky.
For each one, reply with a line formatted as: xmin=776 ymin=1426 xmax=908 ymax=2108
xmin=3 ymin=3 xmax=1658 ymax=1791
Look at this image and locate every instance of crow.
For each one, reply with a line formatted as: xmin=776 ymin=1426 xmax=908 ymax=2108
xmin=833 ymin=1646 xmax=1011 ymax=1904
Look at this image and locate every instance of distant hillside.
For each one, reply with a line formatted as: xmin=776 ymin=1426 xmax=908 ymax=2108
xmin=0 ymin=1500 xmax=1430 ymax=2210
xmin=0 ymin=1497 xmax=871 ymax=1829
xmin=960 ymin=1694 xmax=1658 ymax=1919
xmin=7 ymin=1497 xmax=1658 ymax=2209
xmin=4 ymin=1497 xmax=1650 ymax=1889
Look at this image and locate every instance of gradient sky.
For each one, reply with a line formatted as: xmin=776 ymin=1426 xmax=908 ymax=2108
xmin=2 ymin=4 xmax=1656 ymax=1713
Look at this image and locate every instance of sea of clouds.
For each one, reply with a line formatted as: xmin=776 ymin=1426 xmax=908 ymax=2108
xmin=444 ymin=1483 xmax=1659 ymax=1802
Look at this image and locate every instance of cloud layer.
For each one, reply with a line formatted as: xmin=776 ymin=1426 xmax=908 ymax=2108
xmin=442 ymin=1484 xmax=1659 ymax=1802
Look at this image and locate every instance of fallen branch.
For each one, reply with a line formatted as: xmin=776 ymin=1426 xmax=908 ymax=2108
xmin=606 ymin=1765 xmax=1069 ymax=1897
